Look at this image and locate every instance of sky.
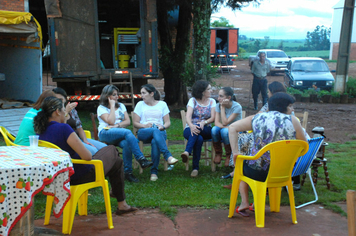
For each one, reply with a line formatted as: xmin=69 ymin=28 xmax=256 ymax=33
xmin=211 ymin=0 xmax=341 ymax=40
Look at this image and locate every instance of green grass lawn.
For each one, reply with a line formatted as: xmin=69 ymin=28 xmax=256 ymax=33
xmin=1 ymin=109 xmax=355 ymax=220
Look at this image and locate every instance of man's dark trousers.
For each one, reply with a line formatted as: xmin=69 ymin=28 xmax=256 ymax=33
xmin=252 ymin=75 xmax=268 ymax=110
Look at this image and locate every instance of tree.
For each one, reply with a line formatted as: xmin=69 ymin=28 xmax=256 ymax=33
xmin=157 ymin=0 xmax=191 ymax=106
xmin=192 ymin=0 xmax=260 ymax=81
xmin=305 ymin=25 xmax=331 ymax=50
xmin=157 ymin=0 xmax=260 ymax=106
xmin=211 ymin=17 xmax=234 ymax=27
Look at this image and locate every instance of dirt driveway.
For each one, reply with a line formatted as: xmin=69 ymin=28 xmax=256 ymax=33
xmin=150 ymin=60 xmax=356 ymax=144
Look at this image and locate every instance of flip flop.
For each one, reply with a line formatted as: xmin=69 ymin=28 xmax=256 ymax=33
xmin=236 ymin=207 xmax=249 ymax=217
xmin=249 ymin=203 xmax=254 ymax=212
xmin=116 ymin=206 xmax=138 ymax=216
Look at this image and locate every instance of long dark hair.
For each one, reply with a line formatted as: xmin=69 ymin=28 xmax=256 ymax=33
xmin=221 ymin=87 xmax=236 ymax=101
xmin=33 ymin=90 xmax=55 ymax=110
xmin=99 ymin=85 xmax=121 ymax=108
xmin=141 ymin=84 xmax=160 ymax=100
xmin=192 ymin=80 xmax=209 ymax=100
xmin=34 ymin=97 xmax=63 ymax=134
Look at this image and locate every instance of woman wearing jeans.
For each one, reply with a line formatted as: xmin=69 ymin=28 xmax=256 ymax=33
xmin=181 ymin=80 xmax=216 ymax=177
xmin=97 ymin=85 xmax=153 ymax=183
xmin=212 ymin=87 xmax=242 ymax=167
xmin=133 ymin=84 xmax=178 ymax=181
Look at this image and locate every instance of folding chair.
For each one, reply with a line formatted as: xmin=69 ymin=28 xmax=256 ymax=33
xmin=291 ymin=136 xmax=324 ymax=209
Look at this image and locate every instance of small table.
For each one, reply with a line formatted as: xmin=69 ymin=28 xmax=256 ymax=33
xmin=0 ymin=146 xmax=74 ymax=236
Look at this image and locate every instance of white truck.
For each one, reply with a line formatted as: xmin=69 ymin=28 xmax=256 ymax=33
xmin=249 ymin=49 xmax=290 ymax=75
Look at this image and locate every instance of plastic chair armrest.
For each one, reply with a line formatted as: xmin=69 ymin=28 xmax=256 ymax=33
xmin=71 ymin=159 xmax=105 ymax=181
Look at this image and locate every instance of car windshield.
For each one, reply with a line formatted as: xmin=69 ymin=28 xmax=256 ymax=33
xmin=292 ymin=60 xmax=329 ymax=72
xmin=266 ymin=51 xmax=287 ymax=58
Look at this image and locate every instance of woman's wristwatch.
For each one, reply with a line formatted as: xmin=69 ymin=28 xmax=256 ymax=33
xmin=204 ymin=120 xmax=208 ymax=124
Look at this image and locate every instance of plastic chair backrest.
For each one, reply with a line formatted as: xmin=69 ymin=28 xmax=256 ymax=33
xmin=38 ymin=140 xmax=61 ymax=149
xmin=0 ymin=126 xmax=18 ymax=146
xmin=262 ymin=140 xmax=309 ymax=183
xmin=292 ymin=137 xmax=324 ymax=177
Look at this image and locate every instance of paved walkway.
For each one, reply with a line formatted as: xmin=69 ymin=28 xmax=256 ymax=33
xmin=34 ymin=204 xmax=348 ymax=236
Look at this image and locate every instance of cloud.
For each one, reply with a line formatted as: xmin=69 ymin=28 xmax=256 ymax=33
xmin=211 ymin=0 xmax=338 ymax=39
xmin=290 ymin=8 xmax=333 ymax=19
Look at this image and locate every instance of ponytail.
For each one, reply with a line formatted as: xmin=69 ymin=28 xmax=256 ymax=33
xmin=33 ymin=97 xmax=63 ymax=134
xmin=221 ymin=87 xmax=236 ymax=101
xmin=141 ymin=84 xmax=160 ymax=100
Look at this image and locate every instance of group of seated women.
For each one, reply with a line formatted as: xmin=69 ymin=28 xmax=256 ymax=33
xmin=14 ymin=79 xmax=308 ymax=217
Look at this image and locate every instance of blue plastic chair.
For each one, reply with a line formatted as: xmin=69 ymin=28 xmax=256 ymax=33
xmin=292 ymin=137 xmax=324 ymax=209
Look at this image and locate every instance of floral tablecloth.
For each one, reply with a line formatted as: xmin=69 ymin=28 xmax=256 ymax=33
xmin=0 ymin=146 xmax=74 ymax=236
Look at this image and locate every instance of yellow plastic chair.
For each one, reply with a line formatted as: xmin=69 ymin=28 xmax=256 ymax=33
xmin=228 ymin=140 xmax=308 ymax=228
xmin=0 ymin=126 xmax=18 ymax=146
xmin=84 ymin=130 xmax=92 ymax=139
xmin=39 ymin=140 xmax=113 ymax=234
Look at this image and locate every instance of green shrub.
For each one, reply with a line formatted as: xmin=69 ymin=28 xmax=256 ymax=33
xmin=306 ymin=89 xmax=318 ymax=95
xmin=346 ymin=77 xmax=356 ymax=98
xmin=330 ymin=91 xmax=341 ymax=98
xmin=318 ymin=90 xmax=330 ymax=97
xmin=301 ymin=91 xmax=310 ymax=97
xmin=287 ymin=87 xmax=302 ymax=95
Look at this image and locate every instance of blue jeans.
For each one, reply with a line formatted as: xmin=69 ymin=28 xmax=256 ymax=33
xmin=183 ymin=126 xmax=212 ymax=170
xmin=82 ymin=138 xmax=107 ymax=155
xmin=211 ymin=126 xmax=230 ymax=144
xmin=137 ymin=128 xmax=171 ymax=175
xmin=99 ymin=128 xmax=144 ymax=173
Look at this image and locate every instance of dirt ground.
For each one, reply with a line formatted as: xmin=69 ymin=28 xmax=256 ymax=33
xmin=148 ymin=60 xmax=356 ymax=144
xmin=40 ymin=59 xmax=356 ymax=144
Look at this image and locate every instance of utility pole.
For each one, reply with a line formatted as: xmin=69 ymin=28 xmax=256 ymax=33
xmin=335 ymin=0 xmax=355 ymax=93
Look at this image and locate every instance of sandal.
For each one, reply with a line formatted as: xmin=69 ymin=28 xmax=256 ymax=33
xmin=116 ymin=206 xmax=138 ymax=216
xmin=181 ymin=152 xmax=189 ymax=163
xmin=235 ymin=207 xmax=249 ymax=217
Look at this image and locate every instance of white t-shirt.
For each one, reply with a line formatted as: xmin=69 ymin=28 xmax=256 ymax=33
xmin=97 ymin=104 xmax=127 ymax=133
xmin=134 ymin=101 xmax=170 ymax=126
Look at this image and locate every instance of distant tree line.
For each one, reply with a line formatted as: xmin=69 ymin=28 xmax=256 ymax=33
xmin=238 ymin=25 xmax=331 ymax=52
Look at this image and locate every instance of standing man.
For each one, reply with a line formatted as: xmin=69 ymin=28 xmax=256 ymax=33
xmin=251 ymin=51 xmax=271 ymax=110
